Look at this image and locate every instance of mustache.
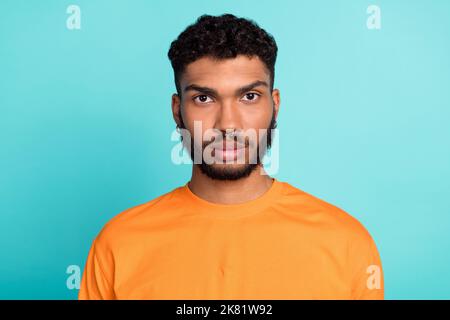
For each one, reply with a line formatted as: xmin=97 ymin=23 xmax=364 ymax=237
xmin=201 ymin=133 xmax=253 ymax=149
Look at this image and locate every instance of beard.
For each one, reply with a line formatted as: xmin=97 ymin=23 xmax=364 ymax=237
xmin=178 ymin=109 xmax=277 ymax=181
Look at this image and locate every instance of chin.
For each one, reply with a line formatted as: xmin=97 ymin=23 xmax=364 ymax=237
xmin=199 ymin=163 xmax=259 ymax=181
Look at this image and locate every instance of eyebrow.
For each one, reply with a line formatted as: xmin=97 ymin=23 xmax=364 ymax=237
xmin=183 ymin=80 xmax=269 ymax=97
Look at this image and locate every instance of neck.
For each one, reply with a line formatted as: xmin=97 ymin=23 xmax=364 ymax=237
xmin=187 ymin=165 xmax=274 ymax=205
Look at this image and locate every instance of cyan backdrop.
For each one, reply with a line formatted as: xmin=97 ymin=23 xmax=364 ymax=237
xmin=1 ymin=0 xmax=449 ymax=299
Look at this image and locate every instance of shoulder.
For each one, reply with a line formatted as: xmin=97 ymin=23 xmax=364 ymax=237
xmin=278 ymin=181 xmax=375 ymax=243
xmin=94 ymin=185 xmax=184 ymax=248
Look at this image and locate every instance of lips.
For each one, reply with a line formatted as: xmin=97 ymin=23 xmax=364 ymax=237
xmin=211 ymin=140 xmax=246 ymax=151
xmin=210 ymin=140 xmax=246 ymax=161
xmin=214 ymin=148 xmax=245 ymax=162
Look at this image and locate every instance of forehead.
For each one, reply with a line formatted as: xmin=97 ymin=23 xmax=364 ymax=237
xmin=180 ymin=55 xmax=270 ymax=88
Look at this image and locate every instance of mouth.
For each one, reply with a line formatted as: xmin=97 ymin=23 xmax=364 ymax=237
xmin=210 ymin=141 xmax=246 ymax=162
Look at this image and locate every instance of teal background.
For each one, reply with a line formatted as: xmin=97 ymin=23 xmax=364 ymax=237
xmin=1 ymin=0 xmax=449 ymax=299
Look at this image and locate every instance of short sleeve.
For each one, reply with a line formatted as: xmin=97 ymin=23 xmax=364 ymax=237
xmin=349 ymin=231 xmax=384 ymax=300
xmin=78 ymin=237 xmax=116 ymax=300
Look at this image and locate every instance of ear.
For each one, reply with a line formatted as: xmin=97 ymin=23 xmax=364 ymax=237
xmin=271 ymin=88 xmax=280 ymax=119
xmin=171 ymin=93 xmax=182 ymax=127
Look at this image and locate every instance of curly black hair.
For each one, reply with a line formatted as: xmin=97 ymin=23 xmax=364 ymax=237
xmin=167 ymin=13 xmax=278 ymax=97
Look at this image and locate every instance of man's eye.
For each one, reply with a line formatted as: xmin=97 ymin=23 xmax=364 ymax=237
xmin=241 ymin=92 xmax=260 ymax=102
xmin=193 ymin=95 xmax=213 ymax=104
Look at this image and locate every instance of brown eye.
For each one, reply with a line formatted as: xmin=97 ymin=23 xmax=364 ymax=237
xmin=193 ymin=95 xmax=213 ymax=104
xmin=242 ymin=92 xmax=260 ymax=102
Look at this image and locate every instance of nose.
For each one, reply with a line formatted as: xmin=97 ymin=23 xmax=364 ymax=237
xmin=215 ymin=101 xmax=242 ymax=133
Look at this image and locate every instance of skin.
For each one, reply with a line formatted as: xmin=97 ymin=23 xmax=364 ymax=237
xmin=171 ymin=54 xmax=280 ymax=205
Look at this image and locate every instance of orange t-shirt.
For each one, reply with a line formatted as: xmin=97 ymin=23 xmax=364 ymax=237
xmin=79 ymin=179 xmax=384 ymax=300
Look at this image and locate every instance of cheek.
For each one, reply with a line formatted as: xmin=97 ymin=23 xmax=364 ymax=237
xmin=242 ymin=113 xmax=273 ymax=148
xmin=183 ymin=115 xmax=217 ymax=146
xmin=242 ymin=107 xmax=273 ymax=131
xmin=183 ymin=109 xmax=213 ymax=132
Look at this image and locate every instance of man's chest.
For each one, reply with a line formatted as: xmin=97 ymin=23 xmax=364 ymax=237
xmin=112 ymin=223 xmax=351 ymax=299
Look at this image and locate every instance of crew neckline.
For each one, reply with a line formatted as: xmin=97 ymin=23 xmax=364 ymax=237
xmin=178 ymin=178 xmax=284 ymax=219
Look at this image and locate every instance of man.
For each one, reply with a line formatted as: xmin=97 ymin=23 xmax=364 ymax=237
xmin=79 ymin=13 xmax=384 ymax=300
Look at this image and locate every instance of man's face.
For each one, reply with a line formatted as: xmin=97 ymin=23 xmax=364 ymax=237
xmin=172 ymin=55 xmax=280 ymax=180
